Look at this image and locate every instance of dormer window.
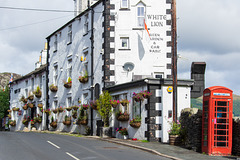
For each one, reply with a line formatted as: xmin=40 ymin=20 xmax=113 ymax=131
xmin=137 ymin=3 xmax=145 ymax=27
xmin=121 ymin=0 xmax=128 ymax=9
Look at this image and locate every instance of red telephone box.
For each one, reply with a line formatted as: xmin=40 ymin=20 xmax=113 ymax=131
xmin=202 ymin=86 xmax=233 ymax=156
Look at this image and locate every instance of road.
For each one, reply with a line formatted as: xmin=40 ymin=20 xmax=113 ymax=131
xmin=0 ymin=132 xmax=170 ymax=160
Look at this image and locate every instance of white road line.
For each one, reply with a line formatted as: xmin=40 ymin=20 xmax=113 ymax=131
xmin=47 ymin=141 xmax=60 ymax=149
xmin=66 ymin=152 xmax=80 ymax=160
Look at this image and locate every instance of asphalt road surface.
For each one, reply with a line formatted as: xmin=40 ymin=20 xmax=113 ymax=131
xmin=0 ymin=132 xmax=170 ymax=160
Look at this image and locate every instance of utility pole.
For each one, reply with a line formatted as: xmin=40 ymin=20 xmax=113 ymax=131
xmin=171 ymin=0 xmax=177 ymax=122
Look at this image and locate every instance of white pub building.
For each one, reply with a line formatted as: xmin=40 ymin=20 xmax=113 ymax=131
xmin=9 ymin=0 xmax=193 ymax=143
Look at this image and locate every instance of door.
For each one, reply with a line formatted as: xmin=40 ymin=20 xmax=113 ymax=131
xmin=211 ymin=99 xmax=231 ymax=153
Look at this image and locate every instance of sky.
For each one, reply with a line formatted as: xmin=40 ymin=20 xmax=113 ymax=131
xmin=0 ymin=0 xmax=240 ymax=95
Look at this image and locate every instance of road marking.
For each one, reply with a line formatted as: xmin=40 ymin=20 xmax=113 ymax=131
xmin=47 ymin=141 xmax=60 ymax=149
xmin=66 ymin=152 xmax=80 ymax=160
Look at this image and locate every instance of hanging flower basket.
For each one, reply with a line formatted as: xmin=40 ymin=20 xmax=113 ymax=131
xmin=63 ymin=120 xmax=71 ymax=126
xmin=50 ymin=121 xmax=57 ymax=128
xmin=12 ymin=107 xmax=20 ymax=111
xmin=38 ymin=103 xmax=43 ymax=108
xmin=8 ymin=114 xmax=11 ymax=119
xmin=82 ymin=104 xmax=89 ymax=110
xmin=20 ymin=96 xmax=28 ymax=103
xmin=116 ymin=112 xmax=129 ymax=121
xmin=7 ymin=109 xmax=12 ymax=113
xmin=64 ymin=82 xmax=72 ymax=88
xmin=58 ymin=107 xmax=64 ymax=113
xmin=79 ymin=119 xmax=88 ymax=125
xmin=27 ymin=103 xmax=34 ymax=109
xmin=142 ymin=90 xmax=152 ymax=99
xmin=66 ymin=107 xmax=72 ymax=111
xmin=28 ymin=95 xmax=34 ymax=101
xmin=22 ymin=120 xmax=29 ymax=126
xmin=22 ymin=104 xmax=28 ymax=110
xmin=132 ymin=92 xmax=144 ymax=102
xmin=49 ymin=84 xmax=58 ymax=92
xmin=35 ymin=93 xmax=42 ymax=98
xmin=52 ymin=109 xmax=58 ymax=114
xmin=30 ymin=120 xmax=35 ymax=125
xmin=90 ymin=100 xmax=98 ymax=110
xmin=79 ymin=77 xmax=89 ymax=83
xmin=130 ymin=122 xmax=141 ymax=128
xmin=72 ymin=105 xmax=79 ymax=111
xmin=120 ymin=99 xmax=130 ymax=106
xmin=72 ymin=110 xmax=77 ymax=119
xmin=110 ymin=100 xmax=120 ymax=108
xmin=9 ymin=120 xmax=16 ymax=126
xmin=44 ymin=109 xmax=51 ymax=115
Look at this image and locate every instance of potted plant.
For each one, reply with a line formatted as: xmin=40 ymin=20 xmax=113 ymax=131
xmin=65 ymin=106 xmax=72 ymax=111
xmin=78 ymin=71 xmax=88 ymax=83
xmin=130 ymin=115 xmax=141 ymax=128
xmin=22 ymin=104 xmax=28 ymax=110
xmin=9 ymin=120 xmax=16 ymax=126
xmin=22 ymin=117 xmax=29 ymax=126
xmin=132 ymin=92 xmax=144 ymax=102
xmin=27 ymin=103 xmax=34 ymax=109
xmin=58 ymin=106 xmax=64 ymax=113
xmin=90 ymin=100 xmax=98 ymax=110
xmin=63 ymin=77 xmax=72 ymax=88
xmin=20 ymin=95 xmax=28 ymax=103
xmin=72 ymin=105 xmax=79 ymax=111
xmin=110 ymin=100 xmax=120 ymax=108
xmin=120 ymin=99 xmax=130 ymax=106
xmin=142 ymin=90 xmax=152 ymax=99
xmin=116 ymin=127 xmax=128 ymax=139
xmin=63 ymin=115 xmax=71 ymax=126
xmin=34 ymin=114 xmax=42 ymax=123
xmin=50 ymin=117 xmax=57 ymax=128
xmin=27 ymin=93 xmax=34 ymax=101
xmin=116 ymin=111 xmax=129 ymax=121
xmin=33 ymin=86 xmax=42 ymax=98
xmin=38 ymin=103 xmax=43 ymax=108
xmin=72 ymin=110 xmax=78 ymax=119
xmin=52 ymin=108 xmax=58 ymax=114
xmin=168 ymin=120 xmax=182 ymax=145
xmin=44 ymin=109 xmax=51 ymax=115
xmin=82 ymin=104 xmax=89 ymax=110
xmin=77 ymin=108 xmax=88 ymax=125
xmin=49 ymin=84 xmax=58 ymax=92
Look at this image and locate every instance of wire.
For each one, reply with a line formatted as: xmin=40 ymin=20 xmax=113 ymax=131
xmin=0 ymin=15 xmax=73 ymax=31
xmin=0 ymin=6 xmax=75 ymax=13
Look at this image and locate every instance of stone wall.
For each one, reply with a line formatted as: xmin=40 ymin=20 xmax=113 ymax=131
xmin=180 ymin=108 xmax=202 ymax=152
xmin=232 ymin=117 xmax=240 ymax=156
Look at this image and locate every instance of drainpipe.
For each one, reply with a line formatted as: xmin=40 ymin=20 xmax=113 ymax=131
xmin=46 ymin=38 xmax=50 ymax=130
xmin=90 ymin=5 xmax=94 ymax=136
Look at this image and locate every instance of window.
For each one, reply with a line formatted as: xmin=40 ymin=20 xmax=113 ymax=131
xmin=54 ymin=100 xmax=58 ymax=109
xmin=53 ymin=65 xmax=58 ymax=85
xmin=132 ymin=100 xmax=141 ymax=118
xmin=25 ymin=89 xmax=28 ymax=98
xmin=83 ymin=93 xmax=88 ymax=104
xmin=67 ymin=59 xmax=72 ymax=79
xmin=120 ymin=37 xmax=129 ymax=49
xmin=68 ymin=25 xmax=72 ymax=44
xmin=39 ymin=75 xmax=42 ymax=89
xmin=54 ymin=34 xmax=57 ymax=51
xmin=67 ymin=97 xmax=72 ymax=107
xmin=121 ymin=0 xmax=128 ymax=8
xmin=137 ymin=4 xmax=145 ymax=27
xmin=31 ymin=78 xmax=34 ymax=91
xmin=84 ymin=14 xmax=89 ymax=34
xmin=25 ymin=80 xmax=28 ymax=87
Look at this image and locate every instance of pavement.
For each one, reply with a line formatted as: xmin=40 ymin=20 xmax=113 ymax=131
xmin=86 ymin=136 xmax=239 ymax=160
xmin=29 ymin=130 xmax=240 ymax=160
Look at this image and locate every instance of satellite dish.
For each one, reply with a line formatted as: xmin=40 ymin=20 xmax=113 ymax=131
xmin=123 ymin=62 xmax=135 ymax=71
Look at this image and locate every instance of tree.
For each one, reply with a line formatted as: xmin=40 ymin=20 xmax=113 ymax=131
xmin=0 ymin=85 xmax=10 ymax=119
xmin=96 ymin=91 xmax=112 ymax=127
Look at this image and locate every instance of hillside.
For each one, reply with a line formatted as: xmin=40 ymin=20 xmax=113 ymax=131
xmin=0 ymin=72 xmax=21 ymax=89
xmin=191 ymin=94 xmax=240 ymax=117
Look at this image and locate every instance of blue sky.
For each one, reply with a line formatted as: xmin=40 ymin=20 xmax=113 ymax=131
xmin=0 ymin=0 xmax=240 ymax=95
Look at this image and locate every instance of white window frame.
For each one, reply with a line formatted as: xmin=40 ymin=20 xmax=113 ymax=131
xmin=54 ymin=34 xmax=57 ymax=51
xmin=84 ymin=14 xmax=89 ymax=34
xmin=39 ymin=75 xmax=43 ymax=89
xmin=67 ymin=59 xmax=72 ymax=79
xmin=82 ymin=93 xmax=88 ymax=104
xmin=67 ymin=97 xmax=72 ymax=107
xmin=53 ymin=65 xmax=58 ymax=85
xmin=137 ymin=4 xmax=145 ymax=27
xmin=121 ymin=0 xmax=128 ymax=9
xmin=68 ymin=25 xmax=72 ymax=44
xmin=54 ymin=100 xmax=58 ymax=109
xmin=120 ymin=37 xmax=129 ymax=49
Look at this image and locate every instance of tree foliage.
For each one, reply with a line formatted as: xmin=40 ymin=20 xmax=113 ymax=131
xmin=0 ymin=86 xmax=10 ymax=119
xmin=96 ymin=91 xmax=112 ymax=127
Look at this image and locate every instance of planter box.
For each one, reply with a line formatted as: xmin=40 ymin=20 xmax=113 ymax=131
xmin=169 ymin=135 xmax=182 ymax=146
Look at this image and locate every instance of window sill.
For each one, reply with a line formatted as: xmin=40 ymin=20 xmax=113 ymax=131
xmin=132 ymin=28 xmax=144 ymax=30
xmin=119 ymin=49 xmax=131 ymax=51
xmin=119 ymin=8 xmax=130 ymax=11
xmin=67 ymin=42 xmax=72 ymax=45
xmin=83 ymin=32 xmax=89 ymax=37
xmin=53 ymin=50 xmax=57 ymax=53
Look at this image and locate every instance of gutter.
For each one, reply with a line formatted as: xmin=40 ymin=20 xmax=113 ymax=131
xmin=46 ymin=38 xmax=50 ymax=130
xmin=90 ymin=5 xmax=94 ymax=136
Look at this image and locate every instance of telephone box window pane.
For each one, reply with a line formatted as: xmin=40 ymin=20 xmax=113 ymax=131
xmin=217 ymin=130 xmax=226 ymax=135
xmin=204 ymin=141 xmax=207 ymax=146
xmin=217 ymin=136 xmax=226 ymax=141
xmin=217 ymin=107 xmax=227 ymax=112
xmin=204 ymin=135 xmax=207 ymax=141
xmin=217 ymin=142 xmax=226 ymax=147
xmin=217 ymin=101 xmax=227 ymax=106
